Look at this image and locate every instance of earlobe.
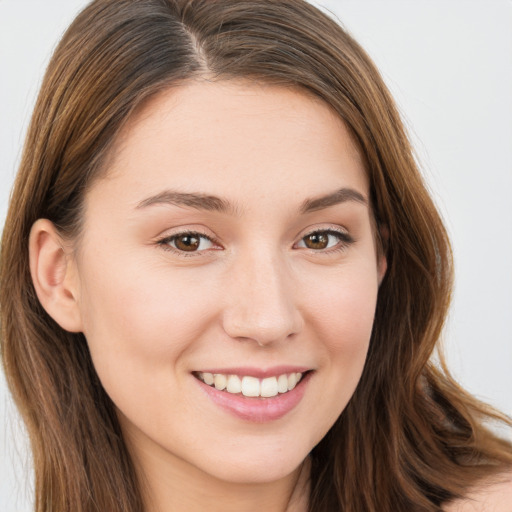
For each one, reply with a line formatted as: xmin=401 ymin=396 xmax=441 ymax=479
xmin=377 ymin=224 xmax=389 ymax=286
xmin=378 ymin=254 xmax=388 ymax=286
xmin=29 ymin=219 xmax=83 ymax=332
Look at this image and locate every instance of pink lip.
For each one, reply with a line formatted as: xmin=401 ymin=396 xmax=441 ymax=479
xmin=195 ymin=370 xmax=312 ymax=423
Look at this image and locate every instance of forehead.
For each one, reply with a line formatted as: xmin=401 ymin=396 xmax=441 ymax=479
xmin=91 ymin=80 xmax=368 ymax=211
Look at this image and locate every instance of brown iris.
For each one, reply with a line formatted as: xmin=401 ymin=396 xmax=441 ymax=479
xmin=173 ymin=234 xmax=201 ymax=251
xmin=303 ymin=232 xmax=330 ymax=250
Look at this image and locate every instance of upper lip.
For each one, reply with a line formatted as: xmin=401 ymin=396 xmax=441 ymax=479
xmin=194 ymin=366 xmax=312 ymax=378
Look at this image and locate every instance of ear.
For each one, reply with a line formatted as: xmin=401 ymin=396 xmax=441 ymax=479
xmin=377 ymin=252 xmax=387 ymax=286
xmin=29 ymin=219 xmax=83 ymax=332
xmin=377 ymin=224 xmax=389 ymax=286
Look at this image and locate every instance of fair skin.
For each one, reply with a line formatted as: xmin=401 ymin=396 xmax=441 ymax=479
xmin=30 ymin=80 xmax=384 ymax=511
xmin=28 ymin=80 xmax=511 ymax=511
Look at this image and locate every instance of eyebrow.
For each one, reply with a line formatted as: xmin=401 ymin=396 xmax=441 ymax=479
xmin=135 ymin=187 xmax=367 ymax=214
xmin=136 ymin=190 xmax=238 ymax=214
xmin=300 ymin=187 xmax=367 ymax=213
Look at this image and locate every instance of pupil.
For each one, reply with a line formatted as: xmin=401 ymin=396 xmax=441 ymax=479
xmin=306 ymin=233 xmax=328 ymax=249
xmin=176 ymin=235 xmax=199 ymax=251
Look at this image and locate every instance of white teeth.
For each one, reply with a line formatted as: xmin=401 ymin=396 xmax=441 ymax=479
xmin=287 ymin=373 xmax=297 ymax=391
xmin=203 ymin=372 xmax=214 ymax=385
xmin=198 ymin=371 xmax=305 ymax=397
xmin=214 ymin=374 xmax=227 ymax=390
xmin=260 ymin=377 xmax=278 ymax=397
xmin=227 ymin=374 xmax=242 ymax=394
xmin=277 ymin=374 xmax=289 ymax=394
xmin=241 ymin=376 xmax=260 ymax=397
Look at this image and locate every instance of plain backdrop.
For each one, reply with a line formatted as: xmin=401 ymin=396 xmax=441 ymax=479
xmin=1 ymin=1 xmax=511 ymax=510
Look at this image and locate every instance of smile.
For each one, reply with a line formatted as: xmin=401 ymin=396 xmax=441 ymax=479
xmin=196 ymin=371 xmax=304 ymax=398
xmin=194 ymin=368 xmax=312 ymax=422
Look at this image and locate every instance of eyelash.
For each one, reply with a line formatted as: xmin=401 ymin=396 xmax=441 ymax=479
xmin=296 ymin=228 xmax=354 ymax=253
xmin=157 ymin=230 xmax=220 ymax=257
xmin=156 ymin=227 xmax=354 ymax=256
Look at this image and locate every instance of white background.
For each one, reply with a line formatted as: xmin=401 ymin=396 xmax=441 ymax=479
xmin=1 ymin=1 xmax=511 ymax=510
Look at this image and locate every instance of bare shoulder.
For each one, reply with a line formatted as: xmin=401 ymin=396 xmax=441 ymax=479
xmin=443 ymin=471 xmax=512 ymax=512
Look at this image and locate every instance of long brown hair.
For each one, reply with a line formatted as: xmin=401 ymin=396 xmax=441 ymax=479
xmin=1 ymin=1 xmax=511 ymax=511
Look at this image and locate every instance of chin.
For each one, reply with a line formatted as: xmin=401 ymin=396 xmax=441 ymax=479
xmin=211 ymin=456 xmax=306 ymax=485
xmin=193 ymin=434 xmax=313 ymax=485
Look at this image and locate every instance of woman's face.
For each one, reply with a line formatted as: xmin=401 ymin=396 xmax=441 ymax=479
xmin=71 ymin=81 xmax=385 ymax=485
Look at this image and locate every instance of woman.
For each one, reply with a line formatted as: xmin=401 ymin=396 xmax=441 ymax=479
xmin=1 ymin=1 xmax=511 ymax=511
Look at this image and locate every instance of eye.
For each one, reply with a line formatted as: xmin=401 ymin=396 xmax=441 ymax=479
xmin=159 ymin=231 xmax=216 ymax=253
xmin=296 ymin=229 xmax=353 ymax=251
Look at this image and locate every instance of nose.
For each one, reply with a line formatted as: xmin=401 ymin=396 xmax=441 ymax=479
xmin=221 ymin=249 xmax=303 ymax=346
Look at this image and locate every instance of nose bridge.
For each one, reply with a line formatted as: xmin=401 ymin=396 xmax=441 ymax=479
xmin=222 ymin=245 xmax=302 ymax=345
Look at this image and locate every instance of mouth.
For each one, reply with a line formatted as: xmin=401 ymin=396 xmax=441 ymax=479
xmin=194 ymin=370 xmax=308 ymax=398
xmin=192 ymin=365 xmax=316 ymax=424
xmin=193 ymin=368 xmax=312 ymax=422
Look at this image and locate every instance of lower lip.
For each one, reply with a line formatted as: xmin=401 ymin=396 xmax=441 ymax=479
xmin=196 ymin=373 xmax=311 ymax=423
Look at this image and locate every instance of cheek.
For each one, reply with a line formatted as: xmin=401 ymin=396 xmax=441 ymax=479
xmin=306 ymin=261 xmax=378 ymax=349
xmin=303 ymin=263 xmax=378 ymax=419
xmin=76 ymin=255 xmax=218 ymax=396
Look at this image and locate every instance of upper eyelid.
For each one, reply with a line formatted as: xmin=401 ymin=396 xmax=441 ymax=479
xmin=156 ymin=226 xmax=216 ymax=242
xmin=296 ymin=225 xmax=352 ymax=240
xmin=304 ymin=226 xmax=348 ymax=235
